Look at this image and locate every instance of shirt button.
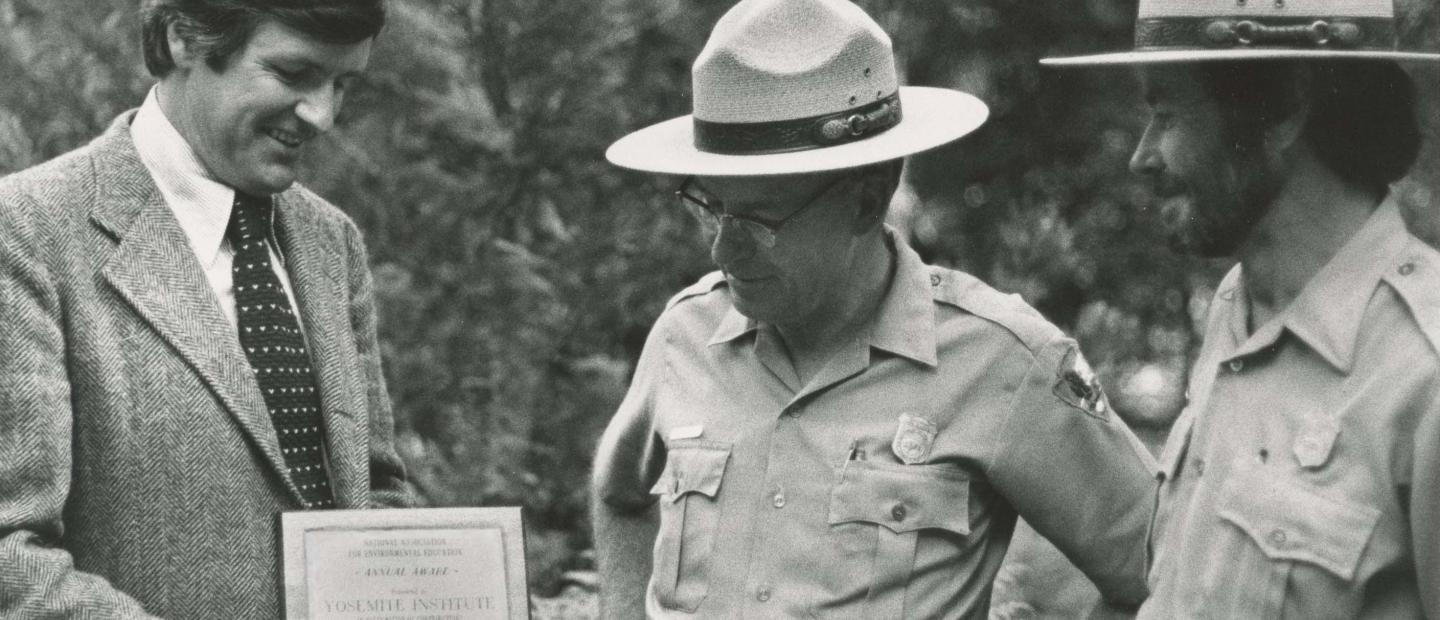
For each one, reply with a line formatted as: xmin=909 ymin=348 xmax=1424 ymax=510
xmin=891 ymin=503 xmax=907 ymax=521
xmin=1227 ymin=359 xmax=1245 ymax=372
xmin=756 ymin=585 xmax=772 ymax=602
xmin=1269 ymin=529 xmax=1287 ymax=546
xmin=1192 ymin=459 xmax=1205 ymax=476
xmin=772 ymin=492 xmax=786 ymax=509
xmin=1399 ymin=262 xmax=1416 ymax=276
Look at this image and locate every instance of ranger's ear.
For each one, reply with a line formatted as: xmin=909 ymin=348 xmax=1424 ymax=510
xmin=851 ymin=175 xmax=888 ymax=234
xmin=851 ymin=161 xmax=903 ymax=235
xmin=1264 ymin=66 xmax=1312 ymax=156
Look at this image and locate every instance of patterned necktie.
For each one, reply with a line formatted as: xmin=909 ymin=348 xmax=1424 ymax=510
xmin=226 ymin=192 xmax=335 ymax=509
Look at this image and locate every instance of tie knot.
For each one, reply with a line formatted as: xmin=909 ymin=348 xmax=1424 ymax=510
xmin=226 ymin=192 xmax=274 ymax=245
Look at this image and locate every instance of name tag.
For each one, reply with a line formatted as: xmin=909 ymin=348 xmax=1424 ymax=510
xmin=669 ymin=425 xmax=704 ymax=440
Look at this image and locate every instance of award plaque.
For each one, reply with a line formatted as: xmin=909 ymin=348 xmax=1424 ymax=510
xmin=282 ymin=507 xmax=528 ymax=620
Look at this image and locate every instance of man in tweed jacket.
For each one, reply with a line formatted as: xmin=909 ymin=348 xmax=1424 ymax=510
xmin=0 ymin=1 xmax=410 ymax=617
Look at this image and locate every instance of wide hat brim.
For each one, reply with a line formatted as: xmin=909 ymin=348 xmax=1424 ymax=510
xmin=1042 ymin=48 xmax=1440 ymax=66
xmin=606 ymin=86 xmax=988 ymax=176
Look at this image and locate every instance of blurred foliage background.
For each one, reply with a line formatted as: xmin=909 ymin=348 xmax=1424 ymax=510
xmin=2 ymin=0 xmax=1435 ymax=616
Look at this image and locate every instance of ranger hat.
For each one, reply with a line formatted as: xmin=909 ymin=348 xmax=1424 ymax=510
xmin=606 ymin=0 xmax=989 ymax=176
xmin=1042 ymin=0 xmax=1440 ymax=66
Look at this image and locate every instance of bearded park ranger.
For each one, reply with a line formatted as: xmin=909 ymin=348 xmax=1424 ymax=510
xmin=1045 ymin=0 xmax=1440 ymax=617
xmin=590 ymin=0 xmax=1158 ymax=617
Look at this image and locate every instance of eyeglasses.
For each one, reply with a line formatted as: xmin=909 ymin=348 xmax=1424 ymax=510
xmin=675 ymin=175 xmax=850 ymax=248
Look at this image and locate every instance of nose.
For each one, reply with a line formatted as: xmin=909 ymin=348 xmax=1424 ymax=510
xmin=710 ymin=217 xmax=754 ymax=267
xmin=295 ymin=84 xmax=341 ymax=133
xmin=1129 ymin=123 xmax=1163 ymax=176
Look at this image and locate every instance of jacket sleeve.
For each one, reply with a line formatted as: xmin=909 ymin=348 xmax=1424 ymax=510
xmin=0 ymin=195 xmax=159 ymax=618
xmin=341 ymin=220 xmax=413 ymax=509
xmin=986 ymin=334 xmax=1158 ymax=609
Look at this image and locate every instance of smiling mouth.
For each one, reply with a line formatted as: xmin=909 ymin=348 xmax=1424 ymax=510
xmin=265 ymin=128 xmax=309 ymax=149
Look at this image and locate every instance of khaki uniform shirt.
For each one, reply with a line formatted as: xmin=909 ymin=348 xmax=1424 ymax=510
xmin=596 ymin=235 xmax=1156 ymax=619
xmin=1141 ymin=198 xmax=1440 ymax=618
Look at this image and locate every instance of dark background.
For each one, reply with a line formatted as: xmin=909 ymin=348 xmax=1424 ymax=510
xmin=2 ymin=0 xmax=1435 ymax=616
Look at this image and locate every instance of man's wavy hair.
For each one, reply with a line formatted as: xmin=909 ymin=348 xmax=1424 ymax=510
xmin=140 ymin=0 xmax=386 ymax=78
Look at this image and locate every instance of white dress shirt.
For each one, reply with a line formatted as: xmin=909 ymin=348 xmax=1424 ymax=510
xmin=129 ymin=87 xmax=304 ymax=330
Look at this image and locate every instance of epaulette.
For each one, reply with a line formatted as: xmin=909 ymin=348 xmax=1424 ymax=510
xmin=1384 ymin=238 xmax=1440 ymax=359
xmin=927 ymin=266 xmax=1059 ymax=354
xmin=665 ymin=271 xmax=728 ymax=311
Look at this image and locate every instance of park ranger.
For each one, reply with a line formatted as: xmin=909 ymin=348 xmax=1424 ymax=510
xmin=590 ymin=0 xmax=1158 ymax=617
xmin=1045 ymin=0 xmax=1440 ymax=617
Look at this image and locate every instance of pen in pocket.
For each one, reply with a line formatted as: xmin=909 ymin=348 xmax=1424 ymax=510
xmin=841 ymin=439 xmax=866 ymax=477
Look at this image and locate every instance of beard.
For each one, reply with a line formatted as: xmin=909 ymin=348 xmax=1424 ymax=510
xmin=1159 ymin=150 xmax=1285 ymax=258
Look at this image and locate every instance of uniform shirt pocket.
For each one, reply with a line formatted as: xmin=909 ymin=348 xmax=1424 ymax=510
xmin=650 ymin=442 xmax=729 ymax=501
xmin=1203 ymin=468 xmax=1381 ymax=619
xmin=1217 ymin=469 xmax=1379 ymax=581
xmin=822 ymin=460 xmax=969 ymax=618
xmin=828 ymin=460 xmax=971 ymax=536
xmin=649 ymin=441 xmax=731 ymax=612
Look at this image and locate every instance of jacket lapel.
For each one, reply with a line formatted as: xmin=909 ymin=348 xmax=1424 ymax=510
xmin=89 ymin=115 xmax=304 ymax=503
xmin=275 ymin=196 xmax=367 ymax=508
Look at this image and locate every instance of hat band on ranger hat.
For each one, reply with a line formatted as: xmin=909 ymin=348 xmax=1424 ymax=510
xmin=693 ymin=92 xmax=903 ymax=155
xmin=1135 ymin=16 xmax=1396 ymax=51
xmin=1039 ymin=0 xmax=1440 ymax=66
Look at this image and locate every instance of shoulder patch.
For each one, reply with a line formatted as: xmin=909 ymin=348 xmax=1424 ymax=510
xmin=665 ymin=271 xmax=727 ymax=311
xmin=927 ymin=266 xmax=1059 ymax=353
xmin=1053 ymin=345 xmax=1109 ymax=420
xmin=1385 ymin=242 xmax=1440 ymax=359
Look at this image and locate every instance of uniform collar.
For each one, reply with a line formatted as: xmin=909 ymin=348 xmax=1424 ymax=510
xmin=1216 ymin=195 xmax=1410 ymax=372
xmin=129 ymin=87 xmax=235 ymax=269
xmin=867 ymin=230 xmax=939 ymax=366
xmin=709 ymin=299 xmax=755 ymax=346
xmin=707 ymin=228 xmax=938 ymax=367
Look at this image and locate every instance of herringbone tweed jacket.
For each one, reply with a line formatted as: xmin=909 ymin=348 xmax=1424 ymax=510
xmin=0 ymin=112 xmax=412 ymax=618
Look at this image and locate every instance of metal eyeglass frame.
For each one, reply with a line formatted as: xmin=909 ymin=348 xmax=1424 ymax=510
xmin=675 ymin=174 xmax=850 ymax=248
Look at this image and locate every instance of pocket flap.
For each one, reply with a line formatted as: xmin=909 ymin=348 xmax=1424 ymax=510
xmin=828 ymin=460 xmax=970 ymax=536
xmin=1217 ymin=469 xmax=1379 ymax=580
xmin=650 ymin=442 xmax=730 ymax=503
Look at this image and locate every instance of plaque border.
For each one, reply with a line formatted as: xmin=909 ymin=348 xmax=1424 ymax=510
xmin=281 ymin=506 xmax=529 ymax=620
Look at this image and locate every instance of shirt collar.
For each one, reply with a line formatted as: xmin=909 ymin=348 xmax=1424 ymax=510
xmin=866 ymin=230 xmax=939 ymax=366
xmin=707 ymin=228 xmax=939 ymax=367
xmin=709 ymin=303 xmax=755 ymax=346
xmin=1216 ymin=195 xmax=1410 ymax=372
xmin=130 ymin=87 xmax=236 ymax=268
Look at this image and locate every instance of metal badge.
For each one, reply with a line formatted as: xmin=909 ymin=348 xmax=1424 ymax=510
xmin=891 ymin=413 xmax=937 ymax=465
xmin=1293 ymin=413 xmax=1340 ymax=469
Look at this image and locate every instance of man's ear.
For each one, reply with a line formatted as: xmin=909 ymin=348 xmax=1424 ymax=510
xmin=1266 ymin=102 xmax=1309 ymax=155
xmin=166 ymin=23 xmax=198 ymax=71
xmin=852 ymin=174 xmax=892 ymax=235
xmin=853 ymin=161 xmax=903 ymax=234
xmin=1265 ymin=66 xmax=1312 ymax=156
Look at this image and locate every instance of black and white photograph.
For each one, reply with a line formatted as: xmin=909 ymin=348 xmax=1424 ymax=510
xmin=0 ymin=0 xmax=1436 ymax=618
